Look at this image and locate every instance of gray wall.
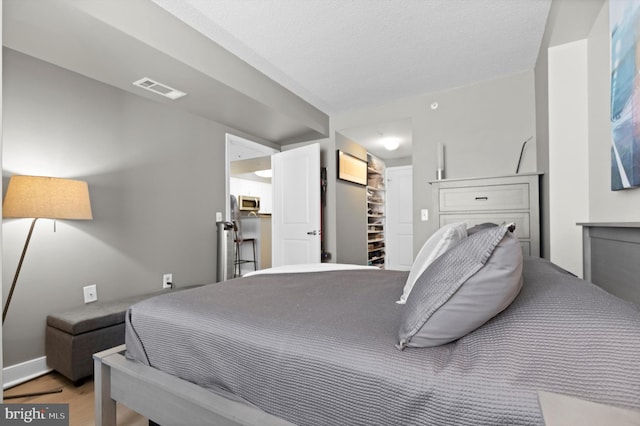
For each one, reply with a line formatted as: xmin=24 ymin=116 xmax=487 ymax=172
xmin=333 ymin=71 xmax=538 ymax=255
xmin=385 ymin=156 xmax=412 ymax=168
xmin=335 ymin=134 xmax=368 ymax=265
xmin=2 ymin=49 xmax=267 ymax=366
xmin=320 ymin=138 xmax=337 ymax=261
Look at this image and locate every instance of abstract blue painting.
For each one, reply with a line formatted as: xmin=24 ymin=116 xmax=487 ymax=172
xmin=610 ymin=0 xmax=640 ymax=190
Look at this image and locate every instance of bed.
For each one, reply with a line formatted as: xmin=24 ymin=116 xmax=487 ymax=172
xmin=94 ymin=223 xmax=640 ymax=426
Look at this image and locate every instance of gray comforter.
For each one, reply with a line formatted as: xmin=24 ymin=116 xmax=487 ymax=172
xmin=125 ymin=257 xmax=640 ymax=425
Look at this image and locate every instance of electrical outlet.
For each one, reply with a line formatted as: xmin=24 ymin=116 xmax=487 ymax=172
xmin=163 ymin=273 xmax=173 ymax=289
xmin=216 ymin=212 xmax=222 ymax=222
xmin=83 ymin=284 xmax=98 ymax=303
xmin=421 ymin=209 xmax=429 ymax=221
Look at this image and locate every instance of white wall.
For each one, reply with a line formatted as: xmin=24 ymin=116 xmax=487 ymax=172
xmin=548 ymin=40 xmax=590 ymax=276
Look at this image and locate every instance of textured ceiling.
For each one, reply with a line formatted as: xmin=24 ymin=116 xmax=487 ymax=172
xmin=152 ymin=0 xmax=552 ymax=115
xmin=339 ymin=119 xmax=413 ymax=161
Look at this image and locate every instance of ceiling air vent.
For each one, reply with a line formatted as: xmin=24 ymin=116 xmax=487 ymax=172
xmin=132 ymin=77 xmax=186 ymax=100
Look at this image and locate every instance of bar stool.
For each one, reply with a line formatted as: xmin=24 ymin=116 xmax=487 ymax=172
xmin=234 ymin=225 xmax=257 ymax=277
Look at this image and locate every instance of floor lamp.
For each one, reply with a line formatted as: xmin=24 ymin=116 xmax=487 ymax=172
xmin=2 ymin=175 xmax=92 ymax=399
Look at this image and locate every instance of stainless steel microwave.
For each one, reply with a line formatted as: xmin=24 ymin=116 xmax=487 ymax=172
xmin=238 ymin=195 xmax=260 ymax=211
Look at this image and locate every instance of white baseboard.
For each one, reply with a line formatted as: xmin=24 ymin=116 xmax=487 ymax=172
xmin=3 ymin=356 xmax=52 ymax=390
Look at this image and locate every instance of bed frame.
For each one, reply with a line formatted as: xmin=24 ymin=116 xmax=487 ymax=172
xmin=94 ymin=223 xmax=640 ymax=426
xmin=580 ymin=222 xmax=640 ymax=305
xmin=94 ymin=345 xmax=293 ymax=426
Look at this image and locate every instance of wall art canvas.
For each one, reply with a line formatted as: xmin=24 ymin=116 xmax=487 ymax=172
xmin=337 ymin=150 xmax=367 ymax=186
xmin=610 ymin=0 xmax=640 ymax=190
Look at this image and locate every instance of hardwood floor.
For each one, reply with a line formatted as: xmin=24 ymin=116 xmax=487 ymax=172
xmin=3 ymin=372 xmax=147 ymax=426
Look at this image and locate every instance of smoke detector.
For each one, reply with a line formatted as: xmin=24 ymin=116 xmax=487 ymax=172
xmin=132 ymin=77 xmax=186 ymax=100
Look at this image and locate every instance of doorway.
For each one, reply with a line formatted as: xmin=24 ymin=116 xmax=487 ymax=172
xmin=225 ymin=135 xmax=322 ymax=272
xmin=225 ymin=134 xmax=278 ymax=275
xmin=225 ymin=134 xmax=278 ymax=221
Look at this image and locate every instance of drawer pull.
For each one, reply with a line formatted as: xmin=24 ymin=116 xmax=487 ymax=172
xmin=475 ymin=196 xmax=489 ymax=201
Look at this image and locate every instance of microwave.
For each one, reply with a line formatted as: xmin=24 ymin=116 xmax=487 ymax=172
xmin=238 ymin=195 xmax=260 ymax=211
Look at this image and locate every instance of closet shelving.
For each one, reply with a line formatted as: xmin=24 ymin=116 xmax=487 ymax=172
xmin=367 ymin=153 xmax=385 ymax=268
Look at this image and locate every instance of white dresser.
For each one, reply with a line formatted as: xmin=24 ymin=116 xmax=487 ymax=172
xmin=430 ymin=173 xmax=541 ymax=256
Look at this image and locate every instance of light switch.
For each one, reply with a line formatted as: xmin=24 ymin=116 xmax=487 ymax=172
xmin=421 ymin=209 xmax=429 ymax=221
xmin=83 ymin=284 xmax=97 ymax=303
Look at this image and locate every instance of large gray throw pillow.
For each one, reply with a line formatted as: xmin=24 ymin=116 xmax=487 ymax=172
xmin=397 ymin=223 xmax=523 ymax=349
xmin=397 ymin=222 xmax=467 ymax=304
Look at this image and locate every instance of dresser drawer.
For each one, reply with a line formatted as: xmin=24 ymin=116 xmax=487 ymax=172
xmin=439 ymin=184 xmax=529 ymax=212
xmin=439 ymin=212 xmax=530 ymax=238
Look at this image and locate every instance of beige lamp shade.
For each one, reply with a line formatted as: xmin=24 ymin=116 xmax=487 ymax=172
xmin=3 ymin=175 xmax=93 ymax=220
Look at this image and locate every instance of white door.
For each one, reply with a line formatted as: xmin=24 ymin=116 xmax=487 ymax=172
xmin=272 ymin=143 xmax=321 ymax=266
xmin=386 ymin=166 xmax=413 ymax=270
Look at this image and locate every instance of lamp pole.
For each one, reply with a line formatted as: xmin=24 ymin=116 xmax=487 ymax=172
xmin=3 ymin=217 xmax=38 ymax=324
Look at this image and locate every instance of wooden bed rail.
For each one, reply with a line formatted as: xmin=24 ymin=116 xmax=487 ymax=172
xmin=93 ymin=345 xmax=294 ymax=426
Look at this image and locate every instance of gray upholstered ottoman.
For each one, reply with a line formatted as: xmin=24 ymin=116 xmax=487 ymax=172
xmin=45 ymin=290 xmax=171 ymax=383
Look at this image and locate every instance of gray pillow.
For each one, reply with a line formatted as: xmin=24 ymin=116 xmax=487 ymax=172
xmin=467 ymin=222 xmax=498 ymax=235
xmin=397 ymin=222 xmax=467 ymax=304
xmin=397 ymin=223 xmax=523 ymax=349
